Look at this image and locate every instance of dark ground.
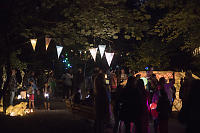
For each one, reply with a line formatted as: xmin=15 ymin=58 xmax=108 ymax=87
xmin=0 ymin=98 xmax=186 ymax=133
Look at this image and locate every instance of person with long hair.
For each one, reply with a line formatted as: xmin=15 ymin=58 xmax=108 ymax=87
xmin=94 ymin=73 xmax=110 ymax=133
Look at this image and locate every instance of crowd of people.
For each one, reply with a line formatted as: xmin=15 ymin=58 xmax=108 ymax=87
xmin=7 ymin=69 xmax=56 ymax=110
xmin=91 ymin=68 xmax=199 ymax=133
xmin=4 ymin=67 xmax=199 ymax=133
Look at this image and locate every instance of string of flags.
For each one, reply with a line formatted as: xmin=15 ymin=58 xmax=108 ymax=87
xmin=30 ymin=38 xmax=63 ymax=59
xmin=89 ymin=45 xmax=114 ymax=67
xmin=30 ymin=37 xmax=114 ymax=67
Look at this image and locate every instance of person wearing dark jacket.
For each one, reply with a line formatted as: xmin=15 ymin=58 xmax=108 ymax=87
xmin=118 ymin=76 xmax=143 ymax=133
xmin=157 ymin=87 xmax=171 ymax=133
xmin=9 ymin=69 xmax=17 ymax=106
xmin=94 ymin=73 xmax=110 ymax=133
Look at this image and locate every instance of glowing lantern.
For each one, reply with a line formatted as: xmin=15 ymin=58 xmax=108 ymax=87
xmin=150 ymin=103 xmax=157 ymax=110
xmin=30 ymin=39 xmax=37 ymax=51
xmin=45 ymin=37 xmax=51 ymax=50
xmin=89 ymin=48 xmax=98 ymax=61
xmin=105 ymin=52 xmax=114 ymax=67
xmin=6 ymin=102 xmax=28 ymax=116
xmin=98 ymin=45 xmax=106 ymax=58
xmin=56 ymin=45 xmax=63 ymax=59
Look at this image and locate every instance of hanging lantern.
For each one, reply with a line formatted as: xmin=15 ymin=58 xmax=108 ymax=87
xmin=45 ymin=37 xmax=51 ymax=50
xmin=98 ymin=45 xmax=106 ymax=58
xmin=105 ymin=52 xmax=114 ymax=67
xmin=89 ymin=48 xmax=98 ymax=61
xmin=56 ymin=45 xmax=63 ymax=59
xmin=30 ymin=39 xmax=37 ymax=51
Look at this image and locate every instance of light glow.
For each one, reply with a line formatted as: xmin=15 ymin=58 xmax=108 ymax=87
xmin=56 ymin=45 xmax=63 ymax=59
xmin=105 ymin=52 xmax=114 ymax=66
xmin=98 ymin=45 xmax=106 ymax=58
xmin=45 ymin=37 xmax=51 ymax=50
xmin=30 ymin=39 xmax=37 ymax=51
xmin=89 ymin=48 xmax=98 ymax=61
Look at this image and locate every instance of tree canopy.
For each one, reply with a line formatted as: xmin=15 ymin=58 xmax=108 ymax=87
xmin=1 ymin=0 xmax=200 ymax=71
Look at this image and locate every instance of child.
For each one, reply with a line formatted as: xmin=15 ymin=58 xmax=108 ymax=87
xmin=27 ymin=80 xmax=37 ymax=110
xmin=43 ymin=82 xmax=52 ymax=110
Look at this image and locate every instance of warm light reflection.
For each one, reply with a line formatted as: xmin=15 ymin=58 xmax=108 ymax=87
xmin=30 ymin=39 xmax=37 ymax=51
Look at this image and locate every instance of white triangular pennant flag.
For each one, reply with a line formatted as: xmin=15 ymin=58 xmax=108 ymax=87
xmin=89 ymin=48 xmax=98 ymax=61
xmin=98 ymin=45 xmax=106 ymax=58
xmin=45 ymin=37 xmax=51 ymax=50
xmin=56 ymin=45 xmax=63 ymax=59
xmin=105 ymin=52 xmax=114 ymax=66
xmin=30 ymin=39 xmax=37 ymax=51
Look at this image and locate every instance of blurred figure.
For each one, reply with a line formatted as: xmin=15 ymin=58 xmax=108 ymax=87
xmin=178 ymin=71 xmax=194 ymax=124
xmin=179 ymin=77 xmax=184 ymax=100
xmin=27 ymin=79 xmax=38 ymax=110
xmin=8 ymin=69 xmax=17 ymax=106
xmin=157 ymin=82 xmax=171 ymax=133
xmin=43 ymin=82 xmax=52 ymax=110
xmin=118 ymin=76 xmax=143 ymax=133
xmin=61 ymin=69 xmax=73 ymax=99
xmin=73 ymin=68 xmax=84 ymax=99
xmin=110 ymin=70 xmax=117 ymax=93
xmin=184 ymin=79 xmax=200 ymax=133
xmin=120 ymin=69 xmax=128 ymax=87
xmin=137 ymin=79 xmax=149 ymax=133
xmin=48 ymin=70 xmax=56 ymax=98
xmin=94 ymin=73 xmax=110 ymax=133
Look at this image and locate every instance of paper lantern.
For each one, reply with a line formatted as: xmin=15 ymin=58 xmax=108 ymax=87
xmin=105 ymin=52 xmax=114 ymax=66
xmin=56 ymin=45 xmax=63 ymax=59
xmin=150 ymin=103 xmax=157 ymax=110
xmin=98 ymin=45 xmax=106 ymax=58
xmin=89 ymin=48 xmax=98 ymax=61
xmin=45 ymin=37 xmax=51 ymax=50
xmin=30 ymin=39 xmax=37 ymax=51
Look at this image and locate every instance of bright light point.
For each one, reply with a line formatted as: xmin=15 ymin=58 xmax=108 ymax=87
xmin=44 ymin=93 xmax=49 ymax=97
xmin=17 ymin=95 xmax=22 ymax=99
xmin=105 ymin=74 xmax=107 ymax=79
xmin=140 ymin=77 xmax=148 ymax=86
xmin=86 ymin=95 xmax=90 ymax=98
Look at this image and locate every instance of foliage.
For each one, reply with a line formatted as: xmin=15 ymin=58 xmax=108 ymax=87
xmin=153 ymin=0 xmax=200 ymax=51
xmin=10 ymin=50 xmax=27 ymax=71
xmin=125 ymin=38 xmax=169 ymax=70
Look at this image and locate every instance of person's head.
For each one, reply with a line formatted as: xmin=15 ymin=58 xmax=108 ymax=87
xmin=159 ymin=77 xmax=166 ymax=86
xmin=121 ymin=69 xmax=125 ymax=74
xmin=31 ymin=71 xmax=35 ymax=76
xmin=44 ymin=82 xmax=48 ymax=87
xmin=126 ymin=76 xmax=137 ymax=89
xmin=11 ymin=69 xmax=16 ymax=75
xmin=151 ymin=74 xmax=156 ymax=78
xmin=29 ymin=80 xmax=34 ymax=85
xmin=78 ymin=68 xmax=82 ymax=73
xmin=136 ymin=74 xmax=141 ymax=80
